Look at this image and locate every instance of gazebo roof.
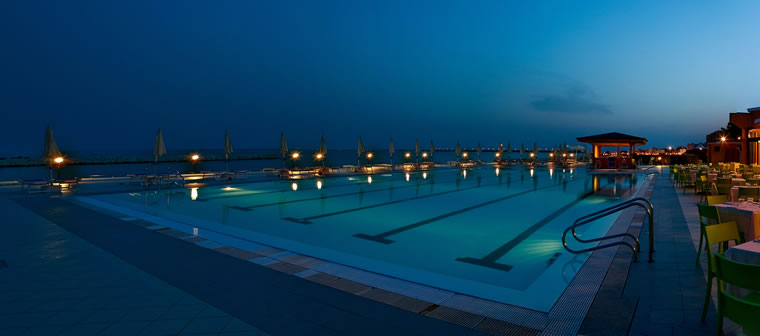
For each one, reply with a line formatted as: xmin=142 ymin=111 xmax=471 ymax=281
xmin=576 ymin=132 xmax=647 ymax=145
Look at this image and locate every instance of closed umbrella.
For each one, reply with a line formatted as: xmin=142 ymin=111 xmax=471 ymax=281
xmin=154 ymin=128 xmax=167 ymax=163
xmin=280 ymin=131 xmax=288 ymax=168
xmin=357 ymin=136 xmax=365 ymax=166
xmin=415 ymin=139 xmax=420 ymax=162
xmin=224 ymin=130 xmax=233 ymax=170
xmin=44 ymin=126 xmax=62 ymax=180
xmin=389 ymin=138 xmax=394 ymax=165
xmin=43 ymin=126 xmax=61 ymax=162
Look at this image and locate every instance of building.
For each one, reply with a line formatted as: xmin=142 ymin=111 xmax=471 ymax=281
xmin=705 ymin=107 xmax=760 ymax=164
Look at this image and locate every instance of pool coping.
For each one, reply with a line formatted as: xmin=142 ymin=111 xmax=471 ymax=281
xmin=69 ymin=170 xmax=657 ymax=335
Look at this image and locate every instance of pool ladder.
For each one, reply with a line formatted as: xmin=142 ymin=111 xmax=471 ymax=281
xmin=562 ymin=197 xmax=654 ymax=263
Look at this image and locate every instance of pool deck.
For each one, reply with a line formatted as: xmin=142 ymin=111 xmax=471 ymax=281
xmin=0 ymin=167 xmax=746 ymax=335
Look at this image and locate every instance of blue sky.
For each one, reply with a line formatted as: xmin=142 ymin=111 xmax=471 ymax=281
xmin=1 ymin=1 xmax=759 ymax=156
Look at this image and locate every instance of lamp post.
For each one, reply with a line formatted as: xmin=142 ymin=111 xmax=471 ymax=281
xmin=189 ymin=154 xmax=201 ymax=173
xmin=291 ymin=152 xmax=300 ymax=169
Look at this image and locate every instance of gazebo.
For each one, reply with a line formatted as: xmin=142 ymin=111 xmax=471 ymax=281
xmin=577 ymin=132 xmax=648 ymax=170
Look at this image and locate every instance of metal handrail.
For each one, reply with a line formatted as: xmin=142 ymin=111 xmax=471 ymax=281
xmin=562 ymin=197 xmax=655 ymax=263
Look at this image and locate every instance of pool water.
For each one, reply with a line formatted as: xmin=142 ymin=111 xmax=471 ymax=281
xmin=81 ymin=166 xmax=642 ymax=312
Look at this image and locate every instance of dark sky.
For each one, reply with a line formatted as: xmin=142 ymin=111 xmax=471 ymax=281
xmin=1 ymin=1 xmax=759 ymax=156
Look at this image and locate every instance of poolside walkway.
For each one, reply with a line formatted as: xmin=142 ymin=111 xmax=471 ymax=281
xmin=0 ymin=196 xmax=266 ymax=335
xmin=7 ymin=194 xmax=482 ymax=336
xmin=579 ymin=169 xmax=744 ymax=335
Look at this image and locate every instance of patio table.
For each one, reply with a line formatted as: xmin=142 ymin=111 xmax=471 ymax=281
xmin=726 ymin=240 xmax=760 ymax=297
xmin=714 ymin=202 xmax=760 ymax=241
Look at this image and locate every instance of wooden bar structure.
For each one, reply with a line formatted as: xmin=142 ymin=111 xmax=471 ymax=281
xmin=577 ymin=132 xmax=647 ymax=170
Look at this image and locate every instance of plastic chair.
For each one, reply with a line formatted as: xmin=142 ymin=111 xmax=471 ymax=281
xmin=701 ymin=222 xmax=742 ymax=321
xmin=697 ymin=204 xmax=724 ymax=265
xmin=714 ymin=254 xmax=760 ymax=335
xmin=696 ymin=175 xmax=710 ymax=203
xmin=706 ymin=195 xmax=728 ymax=205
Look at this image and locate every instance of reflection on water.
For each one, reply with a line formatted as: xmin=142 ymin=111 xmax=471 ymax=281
xmin=190 ymin=187 xmax=198 ymax=201
xmin=291 ymin=182 xmax=298 ymax=191
xmin=588 ymin=174 xmax=637 ymax=198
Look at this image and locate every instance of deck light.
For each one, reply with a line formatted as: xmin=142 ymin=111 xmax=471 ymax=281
xmin=462 ymin=152 xmax=468 ymax=158
xmin=367 ymin=153 xmax=373 ymax=159
xmin=422 ymin=152 xmax=428 ymax=158
xmin=291 ymin=182 xmax=298 ymax=191
xmin=405 ymin=152 xmax=411 ymax=158
xmin=191 ymin=154 xmax=200 ymax=161
xmin=53 ymin=156 xmax=64 ymax=164
xmin=530 ymin=153 xmax=535 ymax=158
xmin=367 ymin=176 xmax=373 ymax=184
xmin=315 ymin=153 xmax=324 ymax=160
xmin=291 ymin=152 xmax=300 ymax=159
xmin=720 ymin=136 xmax=727 ymax=142
xmin=549 ymin=153 xmax=554 ymax=157
xmin=495 ymin=152 xmax=501 ymax=158
xmin=570 ymin=153 xmax=574 ymax=157
xmin=562 ymin=153 xmax=567 ymax=157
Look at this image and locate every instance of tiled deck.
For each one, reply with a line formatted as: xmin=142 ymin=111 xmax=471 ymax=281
xmin=0 ymin=197 xmax=265 ymax=335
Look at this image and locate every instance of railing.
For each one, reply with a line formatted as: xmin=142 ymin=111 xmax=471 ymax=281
xmin=562 ymin=197 xmax=655 ymax=263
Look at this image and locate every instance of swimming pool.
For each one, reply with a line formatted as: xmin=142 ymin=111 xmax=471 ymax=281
xmin=80 ymin=166 xmax=642 ymax=312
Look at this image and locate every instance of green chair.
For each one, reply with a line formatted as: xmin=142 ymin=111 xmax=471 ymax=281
xmin=696 ymin=175 xmax=710 ymax=203
xmin=701 ymin=222 xmax=742 ymax=321
xmin=706 ymin=195 xmax=728 ymax=205
xmin=697 ymin=204 xmax=725 ymax=265
xmin=714 ymin=254 xmax=760 ymax=336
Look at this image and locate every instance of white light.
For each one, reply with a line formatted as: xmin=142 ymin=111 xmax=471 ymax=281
xmin=367 ymin=176 xmax=373 ymax=184
xmin=530 ymin=168 xmax=534 ymax=177
xmin=291 ymin=182 xmax=298 ymax=191
xmin=191 ymin=187 xmax=198 ymax=201
xmin=53 ymin=156 xmax=64 ymax=164
xmin=316 ymin=180 xmax=323 ymax=190
xmin=191 ymin=154 xmax=200 ymax=161
xmin=405 ymin=173 xmax=410 ymax=181
xmin=495 ymin=167 xmax=500 ymax=176
xmin=422 ymin=172 xmax=427 ymax=179
xmin=549 ymin=168 xmax=553 ymax=178
xmin=463 ymin=170 xmax=467 ymax=178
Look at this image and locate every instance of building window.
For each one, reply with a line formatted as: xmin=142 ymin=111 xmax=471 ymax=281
xmin=715 ymin=146 xmax=720 ymax=152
